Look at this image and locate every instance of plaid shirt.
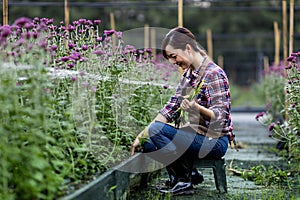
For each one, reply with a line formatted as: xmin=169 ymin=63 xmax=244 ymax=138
xmin=159 ymin=58 xmax=235 ymax=142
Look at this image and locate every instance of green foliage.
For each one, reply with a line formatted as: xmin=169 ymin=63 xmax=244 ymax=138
xmin=0 ymin=62 xmax=64 ymax=200
xmin=242 ymin=165 xmax=289 ymax=187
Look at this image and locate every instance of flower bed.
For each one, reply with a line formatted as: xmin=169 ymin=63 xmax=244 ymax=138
xmin=0 ymin=17 xmax=178 ymax=199
xmin=255 ymin=53 xmax=300 ymax=187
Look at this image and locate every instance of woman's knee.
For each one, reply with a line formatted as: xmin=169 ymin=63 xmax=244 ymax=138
xmin=148 ymin=121 xmax=165 ymax=137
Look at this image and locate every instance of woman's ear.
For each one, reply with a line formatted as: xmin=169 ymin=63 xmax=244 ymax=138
xmin=185 ymin=44 xmax=192 ymax=51
xmin=185 ymin=44 xmax=194 ymax=55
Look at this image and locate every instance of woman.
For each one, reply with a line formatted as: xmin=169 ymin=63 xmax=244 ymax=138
xmin=131 ymin=27 xmax=236 ymax=195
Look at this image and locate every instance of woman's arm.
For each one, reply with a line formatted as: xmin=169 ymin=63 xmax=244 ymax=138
xmin=130 ymin=113 xmax=167 ymax=155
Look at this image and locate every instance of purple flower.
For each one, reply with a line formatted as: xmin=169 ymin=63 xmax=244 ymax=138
xmin=67 ymin=63 xmax=75 ymax=68
xmin=0 ymin=25 xmax=12 ymax=38
xmin=288 ymin=56 xmax=297 ymax=63
xmin=67 ymin=24 xmax=76 ymax=32
xmin=86 ymin=20 xmax=93 ymax=26
xmin=78 ymin=18 xmax=87 ymax=24
xmin=255 ymin=112 xmax=265 ymax=121
xmin=68 ymin=43 xmax=75 ymax=49
xmin=32 ymin=32 xmax=38 ymax=39
xmin=94 ymin=19 xmax=101 ymax=25
xmin=291 ymin=52 xmax=297 ymax=57
xmin=51 ymin=45 xmax=58 ymax=51
xmin=268 ymin=123 xmax=275 ymax=132
xmin=145 ymin=48 xmax=152 ymax=53
xmin=70 ymin=52 xmax=81 ymax=60
xmin=61 ymin=56 xmax=70 ymax=62
xmin=40 ymin=18 xmax=53 ymax=25
xmin=33 ymin=17 xmax=39 ymax=23
xmin=82 ymin=45 xmax=88 ymax=51
xmin=285 ymin=64 xmax=293 ymax=69
xmin=93 ymin=50 xmax=105 ymax=55
xmin=39 ymin=40 xmax=47 ymax=49
xmin=163 ymin=85 xmax=169 ymax=89
xmin=104 ymin=30 xmax=115 ymax=36
xmin=115 ymin=31 xmax=122 ymax=39
xmin=25 ymin=32 xmax=31 ymax=39
xmin=71 ymin=76 xmax=77 ymax=82
xmin=13 ymin=17 xmax=32 ymax=27
xmin=96 ymin=37 xmax=102 ymax=42
xmin=104 ymin=37 xmax=111 ymax=42
xmin=80 ymin=57 xmax=88 ymax=62
xmin=24 ymin=23 xmax=34 ymax=29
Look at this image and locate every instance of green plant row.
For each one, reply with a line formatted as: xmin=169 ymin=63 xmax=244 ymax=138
xmin=0 ymin=17 xmax=176 ymax=199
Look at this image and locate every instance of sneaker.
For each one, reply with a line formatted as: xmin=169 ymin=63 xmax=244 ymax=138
xmin=191 ymin=168 xmax=204 ymax=185
xmin=159 ymin=181 xmax=194 ymax=195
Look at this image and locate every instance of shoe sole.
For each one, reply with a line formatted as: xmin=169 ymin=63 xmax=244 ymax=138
xmin=159 ymin=189 xmax=194 ymax=196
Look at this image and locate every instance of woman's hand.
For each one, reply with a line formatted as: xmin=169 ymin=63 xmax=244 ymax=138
xmin=131 ymin=128 xmax=147 ymax=155
xmin=130 ymin=136 xmax=140 ymax=156
xmin=180 ymin=98 xmax=197 ymax=112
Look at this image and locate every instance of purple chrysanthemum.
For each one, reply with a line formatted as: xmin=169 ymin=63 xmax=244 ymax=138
xmin=93 ymin=50 xmax=105 ymax=55
xmin=61 ymin=56 xmax=70 ymax=62
xmin=67 ymin=24 xmax=76 ymax=32
xmin=82 ymin=45 xmax=88 ymax=51
xmin=13 ymin=17 xmax=32 ymax=27
xmin=68 ymin=43 xmax=75 ymax=49
xmin=115 ymin=31 xmax=122 ymax=39
xmin=104 ymin=30 xmax=115 ymax=36
xmin=255 ymin=112 xmax=265 ymax=121
xmin=94 ymin=19 xmax=101 ymax=25
xmin=268 ymin=123 xmax=275 ymax=132
xmin=0 ymin=25 xmax=12 ymax=38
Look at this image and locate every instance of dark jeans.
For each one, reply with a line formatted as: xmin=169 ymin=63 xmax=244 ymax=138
xmin=143 ymin=121 xmax=228 ymax=182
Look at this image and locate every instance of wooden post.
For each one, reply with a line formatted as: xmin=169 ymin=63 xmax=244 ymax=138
xmin=178 ymin=0 xmax=183 ymax=78
xmin=110 ymin=12 xmax=116 ymax=48
xmin=282 ymin=0 xmax=289 ymax=122
xmin=289 ymin=0 xmax=294 ymax=55
xmin=263 ymin=56 xmax=269 ymax=73
xmin=64 ymin=0 xmax=69 ymax=28
xmin=144 ymin=24 xmax=149 ymax=49
xmin=206 ymin=29 xmax=213 ymax=59
xmin=178 ymin=0 xmax=183 ymax=27
xmin=273 ymin=21 xmax=280 ymax=66
xmin=150 ymin=28 xmax=156 ymax=60
xmin=218 ymin=55 xmax=224 ymax=69
xmin=282 ymin=0 xmax=288 ymax=65
xmin=3 ymin=0 xmax=8 ymax=25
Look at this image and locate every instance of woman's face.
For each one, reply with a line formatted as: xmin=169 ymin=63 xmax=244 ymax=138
xmin=165 ymin=44 xmax=192 ymax=70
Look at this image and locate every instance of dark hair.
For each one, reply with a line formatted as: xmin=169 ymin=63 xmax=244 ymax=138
xmin=162 ymin=27 xmax=205 ymax=59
